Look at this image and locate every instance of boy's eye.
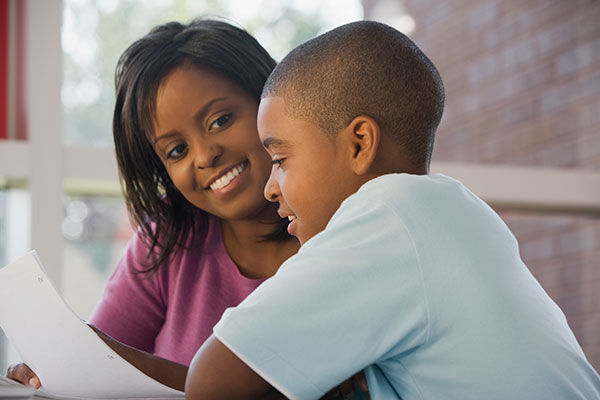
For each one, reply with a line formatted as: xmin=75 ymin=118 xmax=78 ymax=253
xmin=209 ymin=113 xmax=232 ymax=130
xmin=271 ymin=158 xmax=286 ymax=168
xmin=166 ymin=143 xmax=187 ymax=159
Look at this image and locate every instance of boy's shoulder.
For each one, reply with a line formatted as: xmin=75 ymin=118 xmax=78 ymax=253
xmin=354 ymin=173 xmax=461 ymax=205
xmin=323 ymin=173 xmax=464 ymax=239
xmin=360 ymin=171 xmax=456 ymax=188
xmin=335 ymin=172 xmax=492 ymax=237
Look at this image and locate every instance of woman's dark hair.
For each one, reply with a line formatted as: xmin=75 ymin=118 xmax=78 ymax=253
xmin=113 ymin=18 xmax=283 ymax=274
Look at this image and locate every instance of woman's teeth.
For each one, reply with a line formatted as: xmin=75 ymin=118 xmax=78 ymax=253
xmin=210 ymin=163 xmax=246 ymax=191
xmin=288 ymin=215 xmax=297 ymax=221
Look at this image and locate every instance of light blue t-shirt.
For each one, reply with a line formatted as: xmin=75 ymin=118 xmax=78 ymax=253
xmin=214 ymin=173 xmax=600 ymax=399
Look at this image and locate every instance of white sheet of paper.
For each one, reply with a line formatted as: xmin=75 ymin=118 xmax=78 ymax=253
xmin=0 ymin=374 xmax=35 ymax=398
xmin=0 ymin=251 xmax=184 ymax=399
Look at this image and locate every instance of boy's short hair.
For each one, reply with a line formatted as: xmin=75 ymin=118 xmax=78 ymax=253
xmin=262 ymin=20 xmax=445 ymax=168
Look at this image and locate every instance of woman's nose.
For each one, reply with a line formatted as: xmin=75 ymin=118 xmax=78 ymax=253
xmin=193 ymin=142 xmax=223 ymax=169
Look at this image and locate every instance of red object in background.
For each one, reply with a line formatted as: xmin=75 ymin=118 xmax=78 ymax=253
xmin=0 ymin=0 xmax=8 ymax=139
xmin=15 ymin=0 xmax=26 ymax=140
xmin=0 ymin=0 xmax=27 ymax=140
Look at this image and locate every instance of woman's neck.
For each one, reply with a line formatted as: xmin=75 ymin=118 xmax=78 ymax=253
xmin=220 ymin=203 xmax=299 ymax=279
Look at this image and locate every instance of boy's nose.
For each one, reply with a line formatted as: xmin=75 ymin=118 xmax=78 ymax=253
xmin=264 ymin=173 xmax=280 ymax=202
xmin=193 ymin=143 xmax=223 ymax=169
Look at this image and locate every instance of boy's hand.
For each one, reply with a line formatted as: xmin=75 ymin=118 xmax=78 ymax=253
xmin=321 ymin=371 xmax=369 ymax=399
xmin=6 ymin=363 xmax=41 ymax=389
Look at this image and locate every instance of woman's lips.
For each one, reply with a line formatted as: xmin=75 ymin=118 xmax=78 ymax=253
xmin=208 ymin=161 xmax=247 ymax=191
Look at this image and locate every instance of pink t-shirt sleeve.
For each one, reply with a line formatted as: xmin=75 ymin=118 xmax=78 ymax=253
xmin=89 ymin=230 xmax=167 ymax=353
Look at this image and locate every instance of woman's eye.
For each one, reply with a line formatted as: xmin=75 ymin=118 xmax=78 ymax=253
xmin=167 ymin=143 xmax=187 ymax=159
xmin=209 ymin=113 xmax=232 ymax=130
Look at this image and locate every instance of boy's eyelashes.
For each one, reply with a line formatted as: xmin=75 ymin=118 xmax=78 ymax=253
xmin=271 ymin=158 xmax=286 ymax=167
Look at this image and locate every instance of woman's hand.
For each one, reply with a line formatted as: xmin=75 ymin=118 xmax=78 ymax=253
xmin=5 ymin=363 xmax=41 ymax=389
xmin=321 ymin=371 xmax=369 ymax=399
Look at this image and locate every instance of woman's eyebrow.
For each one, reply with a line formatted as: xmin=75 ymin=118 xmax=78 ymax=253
xmin=153 ymin=131 xmax=180 ymax=147
xmin=193 ymin=97 xmax=229 ymax=124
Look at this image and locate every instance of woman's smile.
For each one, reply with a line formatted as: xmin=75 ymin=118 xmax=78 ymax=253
xmin=206 ymin=160 xmax=250 ymax=196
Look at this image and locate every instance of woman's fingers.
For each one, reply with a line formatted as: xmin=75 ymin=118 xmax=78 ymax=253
xmin=322 ymin=387 xmax=343 ymax=399
xmin=320 ymin=370 xmax=369 ymax=399
xmin=6 ymin=363 xmax=41 ymax=389
xmin=353 ymin=370 xmax=368 ymax=393
xmin=338 ymin=378 xmax=355 ymax=398
xmin=321 ymin=378 xmax=356 ymax=399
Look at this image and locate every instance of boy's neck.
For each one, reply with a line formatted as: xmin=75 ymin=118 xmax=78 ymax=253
xmin=371 ymin=134 xmax=428 ymax=177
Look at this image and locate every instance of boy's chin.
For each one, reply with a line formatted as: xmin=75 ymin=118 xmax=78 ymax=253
xmin=296 ymin=232 xmax=315 ymax=246
xmin=295 ymin=226 xmax=327 ymax=246
xmin=294 ymin=232 xmax=307 ymax=246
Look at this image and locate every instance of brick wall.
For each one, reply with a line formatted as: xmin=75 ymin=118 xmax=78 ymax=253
xmin=364 ymin=0 xmax=600 ymax=370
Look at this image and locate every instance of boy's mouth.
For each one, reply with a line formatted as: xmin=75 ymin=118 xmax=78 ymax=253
xmin=277 ymin=209 xmax=296 ymax=221
xmin=277 ymin=210 xmax=298 ymax=236
xmin=284 ymin=214 xmax=298 ymax=237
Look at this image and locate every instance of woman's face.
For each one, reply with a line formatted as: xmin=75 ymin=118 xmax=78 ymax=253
xmin=151 ymin=65 xmax=273 ymax=221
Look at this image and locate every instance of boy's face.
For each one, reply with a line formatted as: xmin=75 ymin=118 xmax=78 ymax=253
xmin=258 ymin=96 xmax=356 ymax=245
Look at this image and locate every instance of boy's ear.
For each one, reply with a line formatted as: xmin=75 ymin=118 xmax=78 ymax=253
xmin=341 ymin=115 xmax=381 ymax=175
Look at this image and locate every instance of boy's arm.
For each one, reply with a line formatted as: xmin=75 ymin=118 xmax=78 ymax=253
xmin=186 ymin=335 xmax=367 ymax=400
xmin=186 ymin=335 xmax=281 ymax=399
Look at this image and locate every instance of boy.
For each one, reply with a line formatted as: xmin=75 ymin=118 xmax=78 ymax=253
xmin=186 ymin=21 xmax=600 ymax=399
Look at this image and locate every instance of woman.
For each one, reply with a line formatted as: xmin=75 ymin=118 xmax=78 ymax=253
xmin=8 ymin=18 xmax=366 ymax=399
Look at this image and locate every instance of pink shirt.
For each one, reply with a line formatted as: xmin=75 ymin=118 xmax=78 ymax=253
xmin=89 ymin=212 xmax=264 ymax=366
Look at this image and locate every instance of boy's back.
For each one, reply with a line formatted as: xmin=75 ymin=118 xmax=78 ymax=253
xmin=215 ymin=173 xmax=600 ymax=399
xmin=185 ymin=21 xmax=600 ymax=399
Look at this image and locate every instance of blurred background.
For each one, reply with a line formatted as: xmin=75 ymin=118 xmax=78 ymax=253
xmin=0 ymin=0 xmax=599 ymax=373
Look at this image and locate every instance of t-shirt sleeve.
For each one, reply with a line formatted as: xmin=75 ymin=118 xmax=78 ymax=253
xmin=213 ymin=198 xmax=430 ymax=399
xmin=89 ymin=229 xmax=167 ymax=353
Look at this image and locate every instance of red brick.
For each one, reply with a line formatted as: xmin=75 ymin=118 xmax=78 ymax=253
xmin=467 ymin=2 xmax=499 ymax=30
xmin=578 ymin=131 xmax=600 ymax=163
xmin=581 ymin=344 xmax=600 ymax=370
xmin=551 ymin=289 xmax=595 ymax=316
xmin=367 ymin=0 xmax=600 ymax=372
xmin=555 ymin=40 xmax=599 ymax=77
xmin=580 ymin=315 xmax=600 ymax=345
xmin=520 ymin=236 xmax=555 ymax=261
xmin=500 ymin=98 xmax=536 ymax=126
